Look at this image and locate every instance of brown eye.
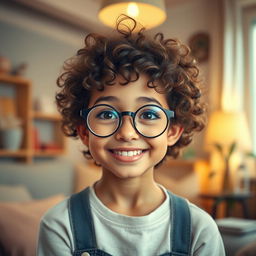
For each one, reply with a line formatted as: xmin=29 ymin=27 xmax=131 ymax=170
xmin=139 ymin=110 xmax=160 ymax=120
xmin=96 ymin=110 xmax=118 ymax=120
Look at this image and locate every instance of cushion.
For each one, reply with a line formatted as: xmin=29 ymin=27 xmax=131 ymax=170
xmin=0 ymin=194 xmax=65 ymax=256
xmin=236 ymin=241 xmax=256 ymax=256
xmin=0 ymin=185 xmax=32 ymax=202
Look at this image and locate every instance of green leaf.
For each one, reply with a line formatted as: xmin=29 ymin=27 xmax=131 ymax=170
xmin=227 ymin=142 xmax=237 ymax=159
xmin=214 ymin=143 xmax=223 ymax=156
xmin=246 ymin=152 xmax=256 ymax=158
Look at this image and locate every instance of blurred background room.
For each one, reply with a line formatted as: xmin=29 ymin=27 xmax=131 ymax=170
xmin=0 ymin=0 xmax=256 ymax=255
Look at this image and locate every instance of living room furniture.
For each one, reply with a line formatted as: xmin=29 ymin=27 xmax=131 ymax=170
xmin=221 ymin=230 xmax=256 ymax=256
xmin=216 ymin=218 xmax=256 ymax=256
xmin=0 ymin=74 xmax=66 ymax=162
xmin=0 ymin=158 xmax=74 ymax=255
xmin=200 ymin=192 xmax=253 ymax=219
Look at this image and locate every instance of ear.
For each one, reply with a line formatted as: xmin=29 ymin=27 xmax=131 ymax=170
xmin=76 ymin=125 xmax=89 ymax=147
xmin=167 ymin=125 xmax=184 ymax=146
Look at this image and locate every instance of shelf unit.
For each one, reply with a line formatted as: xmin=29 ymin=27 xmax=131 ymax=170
xmin=0 ymin=74 xmax=66 ymax=162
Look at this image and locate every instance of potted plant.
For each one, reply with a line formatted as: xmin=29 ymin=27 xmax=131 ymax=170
xmin=213 ymin=142 xmax=256 ymax=193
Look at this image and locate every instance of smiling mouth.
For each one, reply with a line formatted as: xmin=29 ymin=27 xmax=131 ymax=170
xmin=109 ymin=149 xmax=148 ymax=161
xmin=111 ymin=150 xmax=143 ymax=156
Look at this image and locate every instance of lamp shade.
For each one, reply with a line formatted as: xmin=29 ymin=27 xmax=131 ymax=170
xmin=98 ymin=0 xmax=167 ymax=29
xmin=205 ymin=111 xmax=252 ymax=151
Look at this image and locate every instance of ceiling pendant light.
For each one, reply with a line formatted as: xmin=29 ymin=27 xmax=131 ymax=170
xmin=98 ymin=0 xmax=167 ymax=29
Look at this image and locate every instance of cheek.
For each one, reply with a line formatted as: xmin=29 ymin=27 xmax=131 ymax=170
xmin=149 ymin=136 xmax=169 ymax=155
xmin=87 ymin=137 xmax=106 ymax=159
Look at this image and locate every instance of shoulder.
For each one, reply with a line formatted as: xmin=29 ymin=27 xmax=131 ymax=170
xmin=37 ymin=198 xmax=75 ymax=255
xmin=187 ymin=201 xmax=225 ymax=255
xmin=38 ymin=198 xmax=74 ymax=255
xmin=166 ymin=189 xmax=220 ymax=236
xmin=165 ymin=189 xmax=225 ymax=255
xmin=168 ymin=191 xmax=220 ymax=240
xmin=41 ymin=197 xmax=70 ymax=225
xmin=40 ymin=197 xmax=72 ymax=241
xmin=188 ymin=201 xmax=218 ymax=233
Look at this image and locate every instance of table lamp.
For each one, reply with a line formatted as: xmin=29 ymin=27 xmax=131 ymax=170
xmin=205 ymin=111 xmax=252 ymax=193
xmin=98 ymin=0 xmax=167 ymax=29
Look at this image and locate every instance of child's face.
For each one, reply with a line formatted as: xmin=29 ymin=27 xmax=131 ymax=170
xmin=77 ymin=74 xmax=183 ymax=179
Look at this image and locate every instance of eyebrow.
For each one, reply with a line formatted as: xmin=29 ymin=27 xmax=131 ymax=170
xmin=93 ymin=96 xmax=119 ymax=105
xmin=93 ymin=96 xmax=162 ymax=106
xmin=136 ymin=97 xmax=163 ymax=106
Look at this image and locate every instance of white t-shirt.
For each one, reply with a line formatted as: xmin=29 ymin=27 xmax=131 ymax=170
xmin=37 ymin=186 xmax=225 ymax=256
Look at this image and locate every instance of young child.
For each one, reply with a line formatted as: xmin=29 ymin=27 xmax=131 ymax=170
xmin=37 ymin=16 xmax=225 ymax=256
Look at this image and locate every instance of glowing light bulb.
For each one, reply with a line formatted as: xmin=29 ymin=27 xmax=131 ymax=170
xmin=127 ymin=2 xmax=139 ymax=17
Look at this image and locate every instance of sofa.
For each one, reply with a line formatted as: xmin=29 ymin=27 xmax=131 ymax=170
xmin=0 ymin=158 xmax=75 ymax=256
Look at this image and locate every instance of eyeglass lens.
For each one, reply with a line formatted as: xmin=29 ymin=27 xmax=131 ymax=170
xmin=86 ymin=105 xmax=169 ymax=138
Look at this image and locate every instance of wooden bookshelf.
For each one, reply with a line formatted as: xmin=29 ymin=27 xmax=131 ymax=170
xmin=32 ymin=111 xmax=61 ymax=121
xmin=0 ymin=74 xmax=66 ymax=162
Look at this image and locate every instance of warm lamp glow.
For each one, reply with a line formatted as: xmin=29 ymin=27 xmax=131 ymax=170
xmin=205 ymin=111 xmax=252 ymax=151
xmin=194 ymin=160 xmax=211 ymax=193
xmin=127 ymin=2 xmax=139 ymax=17
xmin=98 ymin=0 xmax=167 ymax=29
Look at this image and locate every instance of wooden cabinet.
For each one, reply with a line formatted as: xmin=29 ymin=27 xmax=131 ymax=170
xmin=0 ymin=74 xmax=66 ymax=162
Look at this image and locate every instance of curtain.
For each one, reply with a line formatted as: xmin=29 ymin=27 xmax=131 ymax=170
xmin=221 ymin=0 xmax=245 ymax=111
xmin=211 ymin=0 xmax=256 ymax=111
xmin=220 ymin=0 xmax=256 ymax=149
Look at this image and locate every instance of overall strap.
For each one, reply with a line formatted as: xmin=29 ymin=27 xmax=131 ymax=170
xmin=168 ymin=191 xmax=192 ymax=256
xmin=69 ymin=187 xmax=97 ymax=251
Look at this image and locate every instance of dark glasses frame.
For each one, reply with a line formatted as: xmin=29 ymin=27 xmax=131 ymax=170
xmin=80 ymin=104 xmax=175 ymax=138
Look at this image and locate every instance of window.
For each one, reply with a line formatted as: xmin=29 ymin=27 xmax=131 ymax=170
xmin=243 ymin=6 xmax=256 ymax=154
xmin=252 ymin=21 xmax=256 ymax=153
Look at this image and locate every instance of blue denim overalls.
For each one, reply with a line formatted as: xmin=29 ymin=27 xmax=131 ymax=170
xmin=69 ymin=187 xmax=191 ymax=256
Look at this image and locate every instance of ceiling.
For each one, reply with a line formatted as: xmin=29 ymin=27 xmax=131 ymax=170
xmin=10 ymin=0 xmax=190 ymax=33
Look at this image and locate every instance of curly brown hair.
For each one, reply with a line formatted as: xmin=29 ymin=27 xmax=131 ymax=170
xmin=56 ymin=15 xmax=206 ymax=163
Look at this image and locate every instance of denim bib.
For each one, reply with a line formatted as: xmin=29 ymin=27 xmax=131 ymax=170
xmin=69 ymin=187 xmax=191 ymax=256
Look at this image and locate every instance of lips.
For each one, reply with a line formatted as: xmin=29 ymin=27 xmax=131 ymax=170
xmin=109 ymin=148 xmax=147 ymax=162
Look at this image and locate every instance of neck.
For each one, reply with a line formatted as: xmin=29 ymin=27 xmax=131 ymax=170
xmin=94 ymin=169 xmax=166 ymax=216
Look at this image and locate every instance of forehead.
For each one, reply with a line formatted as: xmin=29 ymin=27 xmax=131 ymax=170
xmin=88 ymin=75 xmax=168 ymax=109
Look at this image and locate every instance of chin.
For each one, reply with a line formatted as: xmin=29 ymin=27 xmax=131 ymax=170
xmin=106 ymin=165 xmax=152 ymax=179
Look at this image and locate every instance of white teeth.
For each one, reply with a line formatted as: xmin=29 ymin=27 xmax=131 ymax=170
xmin=113 ymin=150 xmax=142 ymax=156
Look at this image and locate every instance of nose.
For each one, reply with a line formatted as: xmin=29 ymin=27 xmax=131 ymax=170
xmin=115 ymin=116 xmax=139 ymax=141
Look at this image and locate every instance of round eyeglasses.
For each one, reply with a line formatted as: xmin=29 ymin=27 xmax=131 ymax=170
xmin=80 ymin=104 xmax=175 ymax=138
